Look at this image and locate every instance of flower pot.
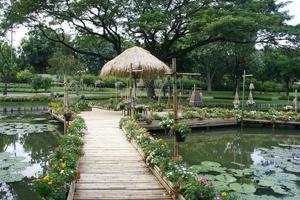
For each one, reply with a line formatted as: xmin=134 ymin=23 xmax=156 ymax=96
xmin=146 ymin=119 xmax=152 ymax=125
xmin=164 ymin=127 xmax=170 ymax=135
xmin=175 ymin=132 xmax=186 ymax=142
xmin=64 ymin=113 xmax=72 ymax=121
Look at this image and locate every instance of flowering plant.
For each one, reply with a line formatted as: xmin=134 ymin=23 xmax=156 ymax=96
xmin=159 ymin=117 xmax=174 ymax=129
xmin=35 ymin=116 xmax=85 ymax=200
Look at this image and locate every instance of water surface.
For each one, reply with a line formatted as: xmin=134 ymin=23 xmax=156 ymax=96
xmin=0 ymin=113 xmax=61 ymax=200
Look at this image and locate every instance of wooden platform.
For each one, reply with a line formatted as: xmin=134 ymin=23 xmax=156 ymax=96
xmin=74 ymin=109 xmax=172 ymax=200
xmin=139 ymin=118 xmax=238 ymax=130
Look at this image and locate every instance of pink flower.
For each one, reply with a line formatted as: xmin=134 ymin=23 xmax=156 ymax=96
xmin=195 ymin=175 xmax=208 ymax=186
xmin=214 ymin=195 xmax=221 ymax=200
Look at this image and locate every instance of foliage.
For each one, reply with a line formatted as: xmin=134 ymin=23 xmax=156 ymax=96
xmin=149 ymin=103 xmax=166 ymax=112
xmin=181 ymin=178 xmax=215 ymax=200
xmin=35 ymin=116 xmax=86 ymax=200
xmin=159 ymin=117 xmax=174 ymax=129
xmin=16 ymin=69 xmax=34 ymax=83
xmin=182 ymin=111 xmax=199 ymax=119
xmin=0 ymin=95 xmax=50 ymax=102
xmin=18 ymin=29 xmax=59 ymax=73
xmin=31 ymin=75 xmax=52 ymax=92
xmin=172 ymin=123 xmax=191 ymax=138
xmin=3 ymin=0 xmax=296 ymax=63
xmin=0 ymin=41 xmax=16 ymax=94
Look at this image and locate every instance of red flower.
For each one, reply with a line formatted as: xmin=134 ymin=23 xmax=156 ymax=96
xmin=196 ymin=175 xmax=208 ymax=186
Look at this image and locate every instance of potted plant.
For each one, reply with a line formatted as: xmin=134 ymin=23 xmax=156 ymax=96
xmin=172 ymin=123 xmax=190 ymax=142
xmin=63 ymin=111 xmax=73 ymax=121
xmin=159 ymin=117 xmax=174 ymax=134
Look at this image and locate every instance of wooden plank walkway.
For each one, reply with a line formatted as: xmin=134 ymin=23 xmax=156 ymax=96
xmin=74 ymin=109 xmax=172 ymax=200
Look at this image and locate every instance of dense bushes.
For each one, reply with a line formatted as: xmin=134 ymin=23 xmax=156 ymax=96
xmin=31 ymin=75 xmax=52 ymax=92
xmin=16 ymin=69 xmax=34 ymax=83
xmin=35 ymin=116 xmax=86 ymax=200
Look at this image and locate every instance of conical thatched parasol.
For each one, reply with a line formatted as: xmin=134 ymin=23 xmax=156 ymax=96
xmin=233 ymin=88 xmax=240 ymax=105
xmin=246 ymin=90 xmax=255 ymax=106
xmin=100 ymin=46 xmax=170 ymax=78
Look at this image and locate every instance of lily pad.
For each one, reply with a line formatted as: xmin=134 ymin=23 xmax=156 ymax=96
xmin=215 ymin=174 xmax=237 ymax=184
xmin=271 ymin=185 xmax=289 ymax=195
xmin=201 ymin=161 xmax=222 ymax=167
xmin=0 ymin=152 xmax=31 ymax=183
xmin=211 ymin=181 xmax=230 ymax=192
xmin=229 ymin=183 xmax=256 ymax=194
xmin=0 ymin=173 xmax=24 ymax=183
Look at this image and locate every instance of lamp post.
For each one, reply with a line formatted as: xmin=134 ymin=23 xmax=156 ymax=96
xmin=241 ymin=70 xmax=253 ymax=127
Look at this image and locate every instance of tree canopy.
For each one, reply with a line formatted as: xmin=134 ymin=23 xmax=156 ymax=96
xmin=1 ymin=0 xmax=298 ymax=62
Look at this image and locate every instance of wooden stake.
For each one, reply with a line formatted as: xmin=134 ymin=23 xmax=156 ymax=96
xmin=172 ymin=58 xmax=178 ymax=157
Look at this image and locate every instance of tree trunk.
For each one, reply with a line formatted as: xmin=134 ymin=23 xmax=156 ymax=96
xmin=3 ymin=82 xmax=7 ymax=95
xmin=284 ymin=79 xmax=289 ymax=97
xmin=145 ymin=79 xmax=156 ymax=99
xmin=207 ymin=77 xmax=212 ymax=95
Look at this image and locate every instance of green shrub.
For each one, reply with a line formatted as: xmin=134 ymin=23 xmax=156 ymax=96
xmin=16 ymin=69 xmax=34 ymax=83
xmin=31 ymin=75 xmax=52 ymax=92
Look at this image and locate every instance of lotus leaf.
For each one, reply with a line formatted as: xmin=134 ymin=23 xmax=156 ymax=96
xmin=215 ymin=174 xmax=237 ymax=184
xmin=211 ymin=181 xmax=230 ymax=192
xmin=0 ymin=152 xmax=30 ymax=183
xmin=0 ymin=122 xmax=56 ymax=135
xmin=229 ymin=183 xmax=256 ymax=194
xmin=285 ymin=166 xmax=300 ymax=173
xmin=229 ymin=169 xmax=253 ymax=177
xmin=0 ymin=173 xmax=24 ymax=183
xmin=258 ymin=179 xmax=275 ymax=187
xmin=275 ymin=172 xmax=299 ymax=181
xmin=201 ymin=161 xmax=222 ymax=167
xmin=270 ymin=185 xmax=289 ymax=195
xmin=238 ymin=194 xmax=279 ymax=200
xmin=190 ymin=162 xmax=226 ymax=173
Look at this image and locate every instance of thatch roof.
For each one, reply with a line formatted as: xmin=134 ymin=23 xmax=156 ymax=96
xmin=100 ymin=46 xmax=170 ymax=78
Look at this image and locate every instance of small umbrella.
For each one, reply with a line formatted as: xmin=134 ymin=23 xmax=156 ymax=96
xmin=246 ymin=90 xmax=255 ymax=106
xmin=233 ymin=88 xmax=240 ymax=109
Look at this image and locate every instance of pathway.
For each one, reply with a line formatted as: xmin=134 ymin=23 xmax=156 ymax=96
xmin=74 ymin=108 xmax=172 ymax=200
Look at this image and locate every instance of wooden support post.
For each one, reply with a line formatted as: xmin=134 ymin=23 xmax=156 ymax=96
xmin=63 ymin=73 xmax=68 ymax=134
xmin=172 ymin=58 xmax=179 ymax=157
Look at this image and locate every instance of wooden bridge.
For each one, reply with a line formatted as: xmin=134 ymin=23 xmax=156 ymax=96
xmin=74 ymin=109 xmax=172 ymax=200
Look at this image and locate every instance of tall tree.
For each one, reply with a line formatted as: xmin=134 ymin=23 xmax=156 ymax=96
xmin=1 ymin=0 xmax=296 ymax=61
xmin=19 ymin=29 xmax=58 ymax=73
xmin=0 ymin=41 xmax=16 ymax=95
xmin=263 ymin=47 xmax=300 ymax=96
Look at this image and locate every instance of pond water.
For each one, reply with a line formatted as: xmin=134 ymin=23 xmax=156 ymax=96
xmin=155 ymin=126 xmax=300 ymax=200
xmin=0 ymin=113 xmax=61 ymax=200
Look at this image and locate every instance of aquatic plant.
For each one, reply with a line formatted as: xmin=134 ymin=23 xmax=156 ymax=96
xmin=0 ymin=152 xmax=31 ymax=183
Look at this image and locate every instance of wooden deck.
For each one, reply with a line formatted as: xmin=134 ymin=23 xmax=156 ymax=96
xmin=74 ymin=109 xmax=172 ymax=200
xmin=139 ymin=118 xmax=238 ymax=130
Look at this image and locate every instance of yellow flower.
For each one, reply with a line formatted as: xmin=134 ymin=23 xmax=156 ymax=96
xmin=43 ymin=175 xmax=50 ymax=182
xmin=221 ymin=192 xmax=227 ymax=197
xmin=48 ymin=181 xmax=52 ymax=185
xmin=59 ymin=162 xmax=66 ymax=169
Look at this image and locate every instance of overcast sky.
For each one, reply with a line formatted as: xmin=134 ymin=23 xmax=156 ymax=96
xmin=8 ymin=0 xmax=300 ymax=47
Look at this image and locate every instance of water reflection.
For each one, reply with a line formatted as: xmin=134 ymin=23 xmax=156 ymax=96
xmin=156 ymin=127 xmax=300 ymax=168
xmin=0 ymin=114 xmax=60 ymax=200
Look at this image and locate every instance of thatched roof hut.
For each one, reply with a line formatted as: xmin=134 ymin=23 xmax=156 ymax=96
xmin=100 ymin=46 xmax=170 ymax=78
